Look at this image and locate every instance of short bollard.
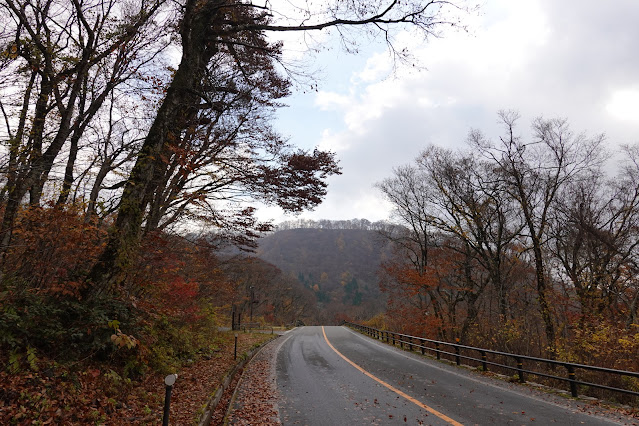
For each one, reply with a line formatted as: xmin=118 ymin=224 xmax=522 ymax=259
xmin=162 ymin=373 xmax=178 ymax=426
xmin=234 ymin=333 xmax=238 ymax=360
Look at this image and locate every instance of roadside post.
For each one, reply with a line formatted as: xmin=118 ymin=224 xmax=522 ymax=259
xmin=234 ymin=333 xmax=238 ymax=360
xmin=162 ymin=373 xmax=178 ymax=426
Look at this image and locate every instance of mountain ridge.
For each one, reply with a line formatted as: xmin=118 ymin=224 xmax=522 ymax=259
xmin=256 ymin=227 xmax=391 ymax=319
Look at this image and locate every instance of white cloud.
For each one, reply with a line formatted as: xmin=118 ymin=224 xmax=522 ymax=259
xmin=317 ymin=128 xmax=350 ymax=152
xmin=353 ymin=52 xmax=393 ymax=84
xmin=315 ymin=91 xmax=351 ymax=111
xmin=606 ymin=88 xmax=639 ymax=122
xmin=257 ymin=0 xmax=639 ymax=224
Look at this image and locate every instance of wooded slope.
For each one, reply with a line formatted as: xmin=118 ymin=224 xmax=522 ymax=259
xmin=256 ymin=228 xmax=391 ymax=320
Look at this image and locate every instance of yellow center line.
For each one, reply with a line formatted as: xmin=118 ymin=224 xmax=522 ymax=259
xmin=322 ymin=326 xmax=463 ymax=426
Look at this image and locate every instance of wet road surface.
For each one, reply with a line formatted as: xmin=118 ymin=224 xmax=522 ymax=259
xmin=275 ymin=326 xmax=633 ymax=425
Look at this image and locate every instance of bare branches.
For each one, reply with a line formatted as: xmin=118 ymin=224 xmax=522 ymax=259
xmin=378 ymin=112 xmax=638 ymax=349
xmin=221 ymin=0 xmax=471 ymax=69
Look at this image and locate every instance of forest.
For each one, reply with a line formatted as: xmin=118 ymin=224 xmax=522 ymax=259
xmin=256 ymin=225 xmax=393 ymax=322
xmin=374 ymin=111 xmax=639 ymax=376
xmin=0 ymin=0 xmax=467 ymax=422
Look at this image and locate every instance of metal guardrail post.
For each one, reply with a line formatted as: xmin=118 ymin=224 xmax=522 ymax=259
xmin=408 ymin=336 xmax=413 ymax=351
xmin=436 ymin=342 xmax=440 ymax=360
xmin=567 ymin=364 xmax=578 ymax=397
xmin=455 ymin=346 xmax=461 ymax=365
xmin=392 ymin=333 xmax=396 ymax=346
xmin=481 ymin=351 xmax=487 ymax=371
xmin=421 ymin=339 xmax=425 ymax=355
xmin=516 ymin=357 xmax=525 ymax=383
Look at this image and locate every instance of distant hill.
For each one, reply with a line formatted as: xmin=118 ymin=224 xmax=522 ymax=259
xmin=256 ymin=227 xmax=392 ymax=319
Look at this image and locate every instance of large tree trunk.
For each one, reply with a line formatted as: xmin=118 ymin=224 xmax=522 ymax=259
xmin=86 ymin=0 xmax=224 ymax=294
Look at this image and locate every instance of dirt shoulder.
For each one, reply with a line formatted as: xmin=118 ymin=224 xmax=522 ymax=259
xmin=0 ymin=331 xmax=275 ymax=425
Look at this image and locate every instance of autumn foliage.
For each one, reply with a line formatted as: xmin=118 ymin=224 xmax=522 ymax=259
xmin=376 ymin=115 xmax=639 ymax=400
xmin=2 ymin=203 xmax=106 ymax=297
xmin=0 ymin=203 xmax=311 ymax=422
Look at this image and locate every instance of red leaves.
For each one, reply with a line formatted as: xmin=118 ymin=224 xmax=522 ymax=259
xmin=3 ymin=203 xmax=106 ymax=298
xmin=0 ymin=333 xmax=273 ymax=425
xmin=130 ymin=234 xmax=208 ymax=324
xmin=255 ymin=148 xmax=341 ymax=213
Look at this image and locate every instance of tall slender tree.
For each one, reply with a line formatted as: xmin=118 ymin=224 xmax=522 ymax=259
xmin=469 ymin=111 xmax=605 ymax=353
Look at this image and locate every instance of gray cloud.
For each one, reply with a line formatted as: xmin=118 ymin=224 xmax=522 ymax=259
xmin=258 ymin=0 xmax=639 ymax=223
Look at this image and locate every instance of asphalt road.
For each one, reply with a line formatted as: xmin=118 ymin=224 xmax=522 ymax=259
xmin=275 ymin=326 xmax=635 ymax=425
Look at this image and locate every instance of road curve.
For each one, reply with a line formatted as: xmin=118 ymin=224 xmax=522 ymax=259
xmin=275 ymin=326 xmax=632 ymax=425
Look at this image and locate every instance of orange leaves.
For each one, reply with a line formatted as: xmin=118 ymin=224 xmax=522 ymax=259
xmin=381 ymin=246 xmax=459 ymax=295
xmin=110 ymin=330 xmax=139 ymax=350
xmin=4 ymin=203 xmax=106 ymax=297
xmin=380 ymin=243 xmax=483 ymax=339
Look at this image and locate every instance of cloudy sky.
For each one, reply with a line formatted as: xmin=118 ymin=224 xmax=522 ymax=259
xmin=256 ymin=0 xmax=639 ymax=224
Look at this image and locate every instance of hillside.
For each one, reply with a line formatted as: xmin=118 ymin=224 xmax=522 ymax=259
xmin=256 ymin=228 xmax=391 ymax=320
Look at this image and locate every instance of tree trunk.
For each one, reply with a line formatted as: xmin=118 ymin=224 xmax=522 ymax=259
xmin=86 ymin=0 xmax=224 ymax=294
xmin=460 ymin=243 xmax=480 ymax=342
xmin=57 ymin=76 xmax=88 ymax=206
xmin=530 ymin=235 xmax=556 ymax=356
xmin=0 ymin=76 xmax=53 ymax=256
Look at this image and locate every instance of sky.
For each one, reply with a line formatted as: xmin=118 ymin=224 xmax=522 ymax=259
xmin=255 ymin=0 xmax=639 ymax=224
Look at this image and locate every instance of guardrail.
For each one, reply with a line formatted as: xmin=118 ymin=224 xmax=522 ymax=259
xmin=345 ymin=322 xmax=639 ymax=400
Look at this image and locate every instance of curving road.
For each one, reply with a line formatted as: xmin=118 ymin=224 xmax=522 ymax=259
xmin=275 ymin=326 xmax=634 ymax=425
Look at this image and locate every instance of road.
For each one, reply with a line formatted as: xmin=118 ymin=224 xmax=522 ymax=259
xmin=275 ymin=326 xmax=634 ymax=425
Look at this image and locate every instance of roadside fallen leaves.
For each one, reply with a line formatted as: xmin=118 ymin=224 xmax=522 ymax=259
xmin=226 ymin=338 xmax=282 ymax=425
xmin=0 ymin=331 xmax=274 ymax=425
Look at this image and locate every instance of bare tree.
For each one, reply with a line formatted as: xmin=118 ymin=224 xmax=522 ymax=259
xmin=551 ymin=145 xmax=639 ymax=327
xmin=418 ymin=145 xmax=523 ymax=329
xmin=376 ymin=165 xmax=433 ymax=274
xmin=0 ymin=0 xmax=168 ymax=255
xmin=470 ymin=111 xmax=606 ymax=354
